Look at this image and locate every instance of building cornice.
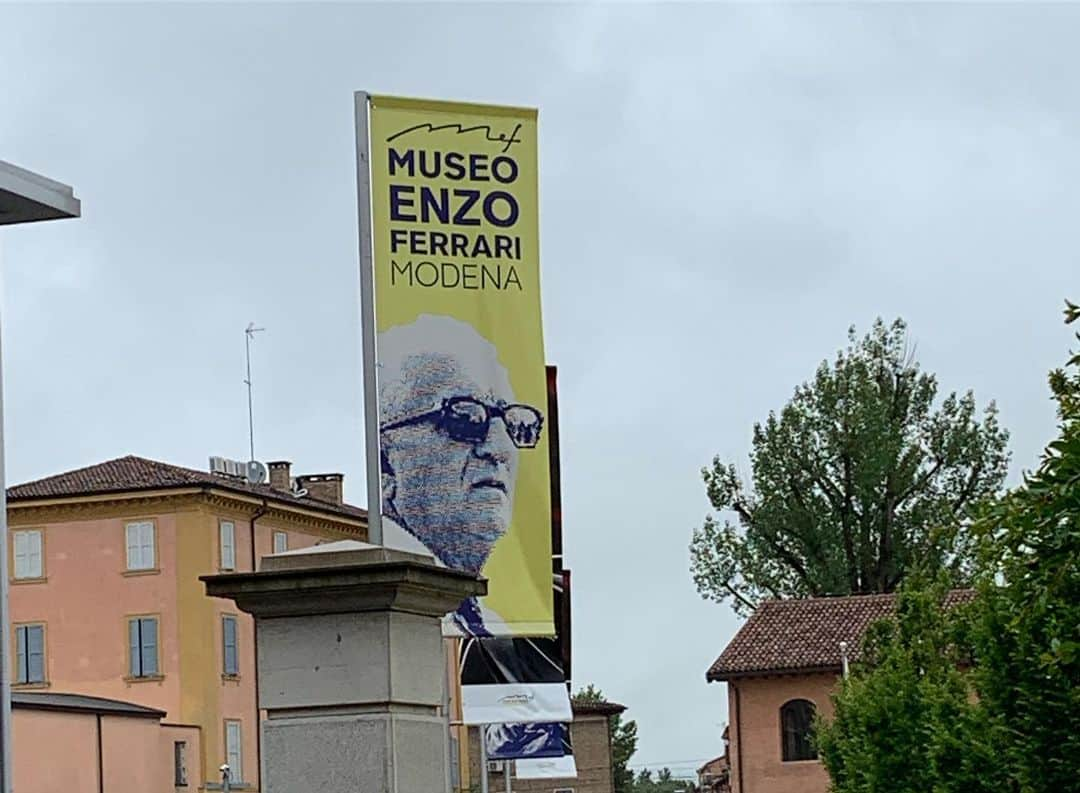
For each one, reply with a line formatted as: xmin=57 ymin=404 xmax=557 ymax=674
xmin=8 ymin=487 xmax=367 ymax=538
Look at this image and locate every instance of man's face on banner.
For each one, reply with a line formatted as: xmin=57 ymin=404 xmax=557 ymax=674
xmin=382 ymin=356 xmax=521 ymax=571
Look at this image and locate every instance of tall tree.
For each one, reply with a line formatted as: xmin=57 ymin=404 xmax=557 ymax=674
xmin=691 ymin=318 xmax=1009 ymax=614
xmin=574 ymin=685 xmax=637 ymax=793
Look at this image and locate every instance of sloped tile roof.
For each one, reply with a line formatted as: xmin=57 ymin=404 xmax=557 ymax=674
xmin=571 ymin=700 xmax=627 ymax=717
xmin=7 ymin=455 xmax=369 ymax=525
xmin=12 ymin=691 xmax=165 ymax=719
xmin=706 ymin=589 xmax=975 ymax=681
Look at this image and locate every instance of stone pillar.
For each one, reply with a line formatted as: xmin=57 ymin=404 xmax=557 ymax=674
xmin=202 ymin=543 xmax=485 ymax=793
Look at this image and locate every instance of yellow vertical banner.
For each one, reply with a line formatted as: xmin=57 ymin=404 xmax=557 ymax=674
xmin=365 ymin=94 xmax=552 ymax=637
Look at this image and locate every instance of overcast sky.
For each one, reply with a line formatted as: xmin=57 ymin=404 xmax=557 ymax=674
xmin=3 ymin=2 xmax=1079 ymax=778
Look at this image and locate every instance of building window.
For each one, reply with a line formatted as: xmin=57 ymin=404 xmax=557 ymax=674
xmin=14 ymin=624 xmax=45 ymax=684
xmin=125 ymin=521 xmax=155 ymax=571
xmin=220 ymin=520 xmax=236 ymax=571
xmin=225 ymin=720 xmax=243 ymax=784
xmin=222 ymin=615 xmax=239 ymax=676
xmin=174 ymin=740 xmax=188 ymax=786
xmin=13 ymin=530 xmax=43 ymax=580
xmin=273 ymin=531 xmax=288 ymax=554
xmin=128 ymin=617 xmax=159 ymax=677
xmin=781 ymin=699 xmax=817 ymax=761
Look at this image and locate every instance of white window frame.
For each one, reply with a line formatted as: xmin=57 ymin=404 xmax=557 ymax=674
xmin=13 ymin=530 xmax=43 ymax=580
xmin=272 ymin=531 xmax=288 ymax=554
xmin=125 ymin=521 xmax=155 ymax=571
xmin=219 ymin=520 xmax=236 ymax=571
xmin=225 ymin=720 xmax=243 ymax=784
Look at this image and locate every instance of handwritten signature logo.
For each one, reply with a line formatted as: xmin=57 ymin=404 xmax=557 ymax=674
xmin=497 ymin=692 xmax=535 ymax=705
xmin=386 ymin=122 xmax=524 ymax=153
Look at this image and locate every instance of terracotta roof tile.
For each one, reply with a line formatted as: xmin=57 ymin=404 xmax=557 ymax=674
xmin=706 ymin=589 xmax=974 ymax=681
xmin=7 ymin=455 xmax=369 ymax=525
xmin=571 ymin=700 xmax=627 ymax=717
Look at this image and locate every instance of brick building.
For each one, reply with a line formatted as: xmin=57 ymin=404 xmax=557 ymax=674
xmin=706 ymin=591 xmax=973 ymax=793
xmin=697 ymin=728 xmax=731 ymax=793
xmin=469 ymin=700 xmax=626 ymax=793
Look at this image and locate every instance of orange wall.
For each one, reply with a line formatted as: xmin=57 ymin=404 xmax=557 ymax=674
xmin=727 ymin=673 xmax=837 ymax=793
xmin=9 ymin=501 xmax=346 ymax=791
xmin=12 ymin=707 xmax=200 ymax=793
xmin=103 ymin=714 xmax=170 ymax=790
xmin=13 ymin=709 xmax=98 ymax=793
xmin=9 ymin=514 xmax=182 ymax=715
xmin=164 ymin=722 xmax=203 ymax=788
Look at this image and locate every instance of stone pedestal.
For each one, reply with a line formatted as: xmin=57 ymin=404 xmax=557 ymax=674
xmin=202 ymin=542 xmax=485 ymax=793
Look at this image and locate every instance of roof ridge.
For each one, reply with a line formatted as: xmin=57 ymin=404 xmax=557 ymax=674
xmin=8 ymin=454 xmax=370 ymax=525
xmin=9 ymin=453 xmax=146 ymax=490
xmin=759 ymin=591 xmax=900 ymax=606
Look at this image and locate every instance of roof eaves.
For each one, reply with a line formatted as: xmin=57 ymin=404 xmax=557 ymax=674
xmin=10 ymin=479 xmax=368 ymax=527
xmin=12 ymin=693 xmax=166 ymax=719
xmin=707 ymin=663 xmax=843 ymax=683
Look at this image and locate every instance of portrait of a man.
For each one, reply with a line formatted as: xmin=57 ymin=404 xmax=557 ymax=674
xmin=377 ymin=313 xmax=544 ymax=636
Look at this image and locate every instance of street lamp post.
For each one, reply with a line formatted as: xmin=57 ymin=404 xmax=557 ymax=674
xmin=0 ymin=160 xmax=80 ymax=793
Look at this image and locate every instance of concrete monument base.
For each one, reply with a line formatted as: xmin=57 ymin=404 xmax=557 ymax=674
xmin=203 ymin=541 xmax=485 ymax=793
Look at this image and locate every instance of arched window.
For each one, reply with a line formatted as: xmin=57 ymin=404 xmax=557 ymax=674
xmin=780 ymin=699 xmax=817 ymax=761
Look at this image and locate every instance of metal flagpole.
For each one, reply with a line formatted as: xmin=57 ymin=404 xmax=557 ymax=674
xmin=353 ymin=90 xmax=383 ymax=546
xmin=504 ymin=760 xmax=511 ymax=792
xmin=479 ymin=726 xmax=489 ymax=793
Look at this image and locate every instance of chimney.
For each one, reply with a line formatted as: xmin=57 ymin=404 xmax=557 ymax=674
xmin=267 ymin=461 xmax=291 ymax=491
xmin=296 ymin=473 xmax=344 ymax=505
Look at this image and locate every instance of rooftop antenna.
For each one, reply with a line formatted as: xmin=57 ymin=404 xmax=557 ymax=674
xmin=244 ymin=322 xmax=265 ymax=462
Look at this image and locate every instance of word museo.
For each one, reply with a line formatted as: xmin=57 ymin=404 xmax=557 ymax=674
xmin=384 ymin=146 xmax=527 ymax=291
xmin=387 ymin=148 xmax=521 ymax=228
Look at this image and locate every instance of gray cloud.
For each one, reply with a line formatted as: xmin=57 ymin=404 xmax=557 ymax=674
xmin=3 ymin=2 xmax=1079 ymax=775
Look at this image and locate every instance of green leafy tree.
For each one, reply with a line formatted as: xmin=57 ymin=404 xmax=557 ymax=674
xmin=574 ymin=685 xmax=637 ymax=793
xmin=632 ymin=767 xmax=697 ymax=793
xmin=816 ymin=302 xmax=1080 ymax=793
xmin=691 ymin=318 xmax=1009 ymax=614
xmin=967 ymin=300 xmax=1080 ymax=793
xmin=815 ymin=581 xmax=999 ymax=793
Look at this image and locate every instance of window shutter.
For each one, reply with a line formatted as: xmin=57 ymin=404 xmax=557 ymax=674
xmin=15 ymin=627 xmax=27 ymax=684
xmin=223 ymin=617 xmax=238 ymax=675
xmin=27 ymin=626 xmax=44 ymax=683
xmin=220 ymin=522 xmax=235 ymax=570
xmin=226 ymin=721 xmax=243 ymax=782
xmin=141 ymin=618 xmax=158 ymax=676
xmin=128 ymin=619 xmax=141 ymax=676
xmin=139 ymin=524 xmax=154 ymax=569
xmin=125 ymin=524 xmax=138 ymax=569
xmin=13 ymin=533 xmax=27 ymax=578
xmin=28 ymin=532 xmax=42 ymax=578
